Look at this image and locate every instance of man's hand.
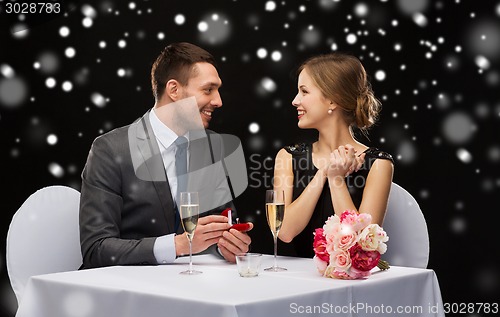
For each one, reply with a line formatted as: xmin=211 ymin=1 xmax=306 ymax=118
xmin=217 ymin=223 xmax=254 ymax=263
xmin=175 ymin=215 xmax=230 ymax=256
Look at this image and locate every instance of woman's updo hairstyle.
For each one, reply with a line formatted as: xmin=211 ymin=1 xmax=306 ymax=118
xmin=298 ymin=52 xmax=381 ymax=132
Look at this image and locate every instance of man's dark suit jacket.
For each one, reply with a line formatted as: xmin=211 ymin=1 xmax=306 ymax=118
xmin=79 ymin=111 xmax=234 ymax=269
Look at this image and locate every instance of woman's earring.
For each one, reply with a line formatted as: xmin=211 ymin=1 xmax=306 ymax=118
xmin=327 ymin=109 xmax=333 ymax=115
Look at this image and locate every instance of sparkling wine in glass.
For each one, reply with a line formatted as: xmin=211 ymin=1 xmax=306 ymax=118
xmin=264 ymin=190 xmax=287 ymax=272
xmin=179 ymin=192 xmax=202 ymax=275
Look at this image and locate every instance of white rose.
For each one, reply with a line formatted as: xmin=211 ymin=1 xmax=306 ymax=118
xmin=358 ymin=224 xmax=389 ymax=253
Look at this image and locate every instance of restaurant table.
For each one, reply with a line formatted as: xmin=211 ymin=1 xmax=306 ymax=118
xmin=16 ymin=254 xmax=444 ymax=317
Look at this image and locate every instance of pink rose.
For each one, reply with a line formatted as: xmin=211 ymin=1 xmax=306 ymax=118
xmin=332 ymin=225 xmax=357 ymax=251
xmin=330 ymin=249 xmax=351 ymax=271
xmin=349 ymin=244 xmax=381 ymax=272
xmin=324 ymin=222 xmax=341 ymax=254
xmin=323 ymin=215 xmax=340 ymax=237
xmin=339 ymin=210 xmax=356 ymax=222
xmin=313 ymin=228 xmax=330 ymax=263
xmin=331 ymin=269 xmax=351 ymax=279
xmin=313 ymin=255 xmax=328 ymax=275
xmin=340 ymin=210 xmax=372 ymax=232
xmin=347 ymin=267 xmax=372 ymax=279
xmin=330 ymin=268 xmax=371 ymax=280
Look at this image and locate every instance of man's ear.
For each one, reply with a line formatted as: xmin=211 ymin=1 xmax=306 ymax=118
xmin=165 ymin=79 xmax=181 ymax=101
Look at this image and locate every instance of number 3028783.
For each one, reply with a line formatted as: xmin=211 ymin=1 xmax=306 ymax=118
xmin=443 ymin=303 xmax=498 ymax=314
xmin=3 ymin=2 xmax=61 ymax=14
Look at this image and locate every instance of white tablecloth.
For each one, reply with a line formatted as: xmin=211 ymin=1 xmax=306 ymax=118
xmin=16 ymin=254 xmax=444 ymax=317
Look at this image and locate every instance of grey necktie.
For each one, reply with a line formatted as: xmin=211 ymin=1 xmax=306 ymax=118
xmin=174 ymin=136 xmax=188 ymax=233
xmin=174 ymin=136 xmax=188 ymax=202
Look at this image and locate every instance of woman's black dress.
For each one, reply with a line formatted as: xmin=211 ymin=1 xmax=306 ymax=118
xmin=284 ymin=143 xmax=394 ymax=258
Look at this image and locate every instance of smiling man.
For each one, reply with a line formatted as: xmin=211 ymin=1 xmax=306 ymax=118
xmin=79 ymin=42 xmax=252 ymax=269
xmin=151 ymin=43 xmax=223 ymax=130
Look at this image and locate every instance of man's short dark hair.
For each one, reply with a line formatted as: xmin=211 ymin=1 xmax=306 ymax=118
xmin=151 ymin=42 xmax=217 ymax=100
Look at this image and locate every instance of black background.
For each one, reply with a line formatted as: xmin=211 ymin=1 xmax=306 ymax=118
xmin=1 ymin=0 xmax=499 ymax=316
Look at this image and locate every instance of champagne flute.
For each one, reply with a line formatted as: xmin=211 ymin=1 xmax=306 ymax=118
xmin=264 ymin=189 xmax=287 ymax=272
xmin=179 ymin=192 xmax=202 ymax=275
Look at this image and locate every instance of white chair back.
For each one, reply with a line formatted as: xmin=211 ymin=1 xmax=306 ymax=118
xmin=6 ymin=185 xmax=82 ymax=304
xmin=382 ymin=182 xmax=429 ymax=268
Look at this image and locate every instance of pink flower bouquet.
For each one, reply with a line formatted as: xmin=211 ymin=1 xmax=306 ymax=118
xmin=313 ymin=210 xmax=389 ymax=279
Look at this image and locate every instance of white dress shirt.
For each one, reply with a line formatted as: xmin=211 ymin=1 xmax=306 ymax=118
xmin=149 ymin=108 xmax=189 ymax=264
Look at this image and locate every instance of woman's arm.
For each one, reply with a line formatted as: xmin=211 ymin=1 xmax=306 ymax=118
xmin=328 ymin=157 xmax=394 ymax=226
xmin=358 ymin=159 xmax=394 ymax=225
xmin=273 ymin=148 xmax=328 ymax=243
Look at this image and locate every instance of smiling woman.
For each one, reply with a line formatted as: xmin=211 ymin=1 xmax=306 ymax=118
xmin=273 ymin=52 xmax=394 ymax=258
